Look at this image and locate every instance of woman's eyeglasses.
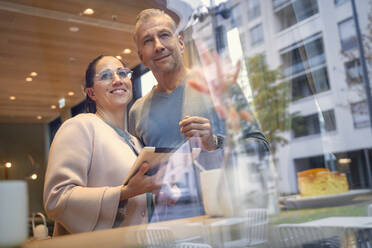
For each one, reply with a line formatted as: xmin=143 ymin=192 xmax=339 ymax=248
xmin=96 ymin=68 xmax=133 ymax=83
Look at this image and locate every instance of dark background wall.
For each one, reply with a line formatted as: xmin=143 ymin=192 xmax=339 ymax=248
xmin=0 ymin=123 xmax=49 ymax=214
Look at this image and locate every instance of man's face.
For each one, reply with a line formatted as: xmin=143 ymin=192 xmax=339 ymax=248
xmin=136 ymin=16 xmax=184 ymax=74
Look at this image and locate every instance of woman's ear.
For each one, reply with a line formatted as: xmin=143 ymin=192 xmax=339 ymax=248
xmin=85 ymin=88 xmax=96 ymax=101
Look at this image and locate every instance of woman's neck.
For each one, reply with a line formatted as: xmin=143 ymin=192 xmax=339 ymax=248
xmin=95 ymin=106 xmax=126 ymax=130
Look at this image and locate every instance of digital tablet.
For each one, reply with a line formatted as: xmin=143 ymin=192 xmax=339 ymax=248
xmin=122 ymin=147 xmax=175 ymax=185
xmin=122 ymin=146 xmax=201 ymax=186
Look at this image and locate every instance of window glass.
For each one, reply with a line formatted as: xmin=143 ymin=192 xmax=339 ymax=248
xmin=274 ymin=0 xmax=319 ymax=31
xmin=247 ymin=0 xmax=261 ymax=21
xmin=250 ymin=24 xmax=264 ymax=46
xmin=3 ymin=0 xmax=372 ymax=246
xmin=338 ymin=17 xmax=358 ymax=51
xmin=291 ymin=67 xmax=330 ymax=101
xmin=281 ymin=35 xmax=326 ymax=76
xmin=292 ymin=110 xmax=336 ymax=138
xmin=351 ymin=101 xmax=370 ymax=128
xmin=335 ymin=0 xmax=349 ymax=6
xmin=345 ymin=58 xmax=363 ymax=85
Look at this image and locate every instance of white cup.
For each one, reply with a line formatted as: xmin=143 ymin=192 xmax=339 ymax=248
xmin=0 ymin=180 xmax=28 ymax=246
xmin=200 ymin=169 xmax=233 ymax=217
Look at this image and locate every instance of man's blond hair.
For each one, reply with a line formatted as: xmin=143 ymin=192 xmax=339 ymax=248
xmin=133 ymin=8 xmax=177 ymax=42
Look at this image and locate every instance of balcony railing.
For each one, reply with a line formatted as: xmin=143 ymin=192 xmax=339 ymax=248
xmin=282 ymin=54 xmax=326 ymax=76
xmin=272 ymin=0 xmax=291 ymax=9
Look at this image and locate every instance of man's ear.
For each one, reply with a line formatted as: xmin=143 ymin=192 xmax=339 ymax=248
xmin=138 ymin=50 xmax=149 ymax=67
xmin=85 ymin=88 xmax=96 ymax=101
xmin=178 ymin=35 xmax=185 ymax=54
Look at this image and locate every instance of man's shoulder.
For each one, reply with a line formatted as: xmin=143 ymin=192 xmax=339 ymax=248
xmin=130 ymin=91 xmax=154 ymax=113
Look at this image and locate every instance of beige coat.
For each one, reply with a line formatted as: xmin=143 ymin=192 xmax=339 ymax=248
xmin=44 ymin=114 xmax=147 ymax=235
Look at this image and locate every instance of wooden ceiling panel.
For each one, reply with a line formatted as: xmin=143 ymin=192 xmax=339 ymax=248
xmin=0 ymin=0 xmax=165 ymax=123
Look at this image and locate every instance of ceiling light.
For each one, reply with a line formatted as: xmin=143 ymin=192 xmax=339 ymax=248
xmin=9 ymin=96 xmax=16 ymax=100
xmin=30 ymin=72 xmax=38 ymax=77
xmin=31 ymin=173 xmax=37 ymax=180
xmin=83 ymin=8 xmax=94 ymax=15
xmin=116 ymin=55 xmax=122 ymax=60
xmin=339 ymin=158 xmax=352 ymax=164
xmin=5 ymin=162 xmax=12 ymax=168
xmin=36 ymin=115 xmax=42 ymax=120
xmin=123 ymin=48 xmax=132 ymax=54
xmin=68 ymin=91 xmax=75 ymax=96
xmin=51 ymin=105 xmax=57 ymax=109
xmin=26 ymin=77 xmax=33 ymax=82
xmin=69 ymin=26 xmax=79 ymax=32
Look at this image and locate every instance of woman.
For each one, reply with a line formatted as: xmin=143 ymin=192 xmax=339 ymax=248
xmin=43 ymin=55 xmax=161 ymax=235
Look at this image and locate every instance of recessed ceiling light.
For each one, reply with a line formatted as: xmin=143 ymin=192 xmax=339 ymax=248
xmin=51 ymin=105 xmax=57 ymax=109
xmin=30 ymin=72 xmax=38 ymax=77
xmin=5 ymin=162 xmax=12 ymax=168
xmin=69 ymin=26 xmax=79 ymax=32
xmin=83 ymin=8 xmax=94 ymax=15
xmin=9 ymin=96 xmax=16 ymax=100
xmin=116 ymin=55 xmax=122 ymax=60
xmin=36 ymin=115 xmax=42 ymax=120
xmin=123 ymin=48 xmax=132 ymax=54
xmin=339 ymin=158 xmax=352 ymax=164
xmin=26 ymin=77 xmax=33 ymax=82
xmin=68 ymin=91 xmax=75 ymax=96
xmin=31 ymin=173 xmax=38 ymax=180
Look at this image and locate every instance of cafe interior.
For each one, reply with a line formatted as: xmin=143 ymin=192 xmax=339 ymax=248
xmin=1 ymin=0 xmax=372 ymax=247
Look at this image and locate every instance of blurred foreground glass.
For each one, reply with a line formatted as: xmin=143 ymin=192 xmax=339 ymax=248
xmin=189 ymin=27 xmax=279 ymax=218
xmin=0 ymin=180 xmax=28 ymax=247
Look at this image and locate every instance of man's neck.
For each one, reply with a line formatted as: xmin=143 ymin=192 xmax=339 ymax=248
xmin=154 ymin=66 xmax=189 ymax=93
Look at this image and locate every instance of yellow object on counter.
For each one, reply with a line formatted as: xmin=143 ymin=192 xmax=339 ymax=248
xmin=297 ymin=168 xmax=349 ymax=197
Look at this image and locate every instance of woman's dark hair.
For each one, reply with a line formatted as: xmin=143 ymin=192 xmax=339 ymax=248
xmin=84 ymin=55 xmax=127 ymax=113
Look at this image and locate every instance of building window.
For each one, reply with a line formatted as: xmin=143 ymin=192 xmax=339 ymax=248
xmin=292 ymin=67 xmax=330 ymax=101
xmin=338 ymin=17 xmax=357 ymax=51
xmin=281 ymin=35 xmax=326 ymax=77
xmin=351 ymin=101 xmax=370 ymax=128
xmin=250 ymin=24 xmax=264 ymax=46
xmin=274 ymin=0 xmax=318 ymax=31
xmin=292 ymin=110 xmax=336 ymax=138
xmin=294 ymin=155 xmax=325 ymax=172
xmin=231 ymin=7 xmax=242 ymax=27
xmin=215 ymin=25 xmax=227 ymax=53
xmin=335 ymin=0 xmax=349 ymax=6
xmin=345 ymin=58 xmax=363 ymax=86
xmin=323 ymin=109 xmax=337 ymax=132
xmin=247 ymin=0 xmax=261 ymax=21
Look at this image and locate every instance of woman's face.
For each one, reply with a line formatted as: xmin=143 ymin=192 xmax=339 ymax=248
xmin=86 ymin=56 xmax=133 ymax=112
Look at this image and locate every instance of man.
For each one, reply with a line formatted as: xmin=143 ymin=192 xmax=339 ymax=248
xmin=129 ymin=8 xmax=223 ymax=152
xmin=129 ymin=9 xmax=268 ymax=221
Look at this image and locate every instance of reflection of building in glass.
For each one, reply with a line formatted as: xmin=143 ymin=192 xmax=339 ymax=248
xmin=190 ymin=0 xmax=372 ymax=194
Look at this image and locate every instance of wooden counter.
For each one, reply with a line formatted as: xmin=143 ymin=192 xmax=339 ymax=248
xmin=22 ymin=216 xmax=222 ymax=248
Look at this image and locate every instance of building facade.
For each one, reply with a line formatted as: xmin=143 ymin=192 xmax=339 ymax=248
xmin=190 ymin=0 xmax=372 ymax=194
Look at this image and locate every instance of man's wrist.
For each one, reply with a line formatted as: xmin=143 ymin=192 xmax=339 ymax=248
xmin=215 ymin=134 xmax=225 ymax=149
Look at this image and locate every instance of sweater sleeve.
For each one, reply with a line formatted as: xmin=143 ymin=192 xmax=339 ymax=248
xmin=43 ymin=117 xmax=122 ymax=233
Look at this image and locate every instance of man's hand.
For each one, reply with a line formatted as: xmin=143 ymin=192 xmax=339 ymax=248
xmin=179 ymin=115 xmax=216 ymax=151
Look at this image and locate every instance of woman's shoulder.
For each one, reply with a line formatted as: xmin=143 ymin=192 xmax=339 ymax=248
xmin=59 ymin=113 xmax=100 ymax=130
